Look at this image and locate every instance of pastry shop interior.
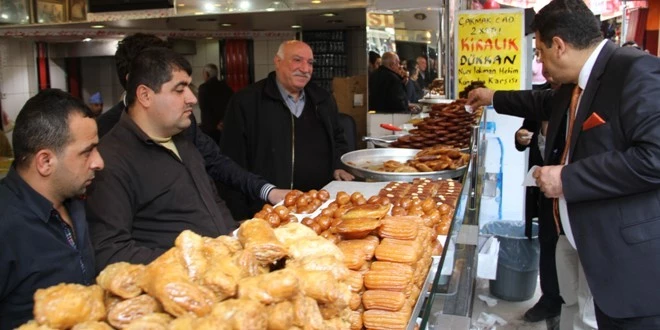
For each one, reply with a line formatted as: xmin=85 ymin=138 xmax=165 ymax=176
xmin=0 ymin=0 xmax=643 ymax=328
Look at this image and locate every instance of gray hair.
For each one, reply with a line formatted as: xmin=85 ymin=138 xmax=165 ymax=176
xmin=203 ymin=63 xmax=218 ymax=78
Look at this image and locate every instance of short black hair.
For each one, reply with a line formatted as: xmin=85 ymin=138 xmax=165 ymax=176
xmin=125 ymin=47 xmax=193 ymax=107
xmin=115 ymin=33 xmax=171 ymax=89
xmin=622 ymin=41 xmax=641 ymax=50
xmin=368 ymin=51 xmax=381 ymax=65
xmin=531 ymin=0 xmax=602 ymax=50
xmin=13 ymin=89 xmax=93 ymax=169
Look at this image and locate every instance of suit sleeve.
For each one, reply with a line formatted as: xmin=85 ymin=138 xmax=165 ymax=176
xmin=493 ymin=89 xmax=554 ymax=121
xmin=85 ymin=165 xmax=165 ymax=273
xmin=563 ymin=56 xmax=660 ymax=202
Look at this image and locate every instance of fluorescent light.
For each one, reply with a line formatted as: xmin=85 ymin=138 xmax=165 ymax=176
xmin=266 ymin=7 xmax=275 ymax=11
xmin=291 ymin=24 xmax=302 ymax=28
xmin=321 ymin=12 xmax=337 ymax=17
xmin=83 ymin=38 xmax=92 ymax=42
xmin=204 ymin=3 xmax=214 ymax=11
xmin=90 ymin=25 xmax=105 ymax=28
xmin=239 ymin=1 xmax=250 ymax=9
xmin=177 ymin=3 xmax=185 ymax=6
xmin=221 ymin=23 xmax=233 ymax=27
xmin=1 ymin=14 xmax=9 ymax=19
xmin=311 ymin=0 xmax=321 ymax=3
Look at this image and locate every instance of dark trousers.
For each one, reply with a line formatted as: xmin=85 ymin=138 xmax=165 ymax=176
xmin=596 ymin=303 xmax=660 ymax=329
xmin=537 ymin=208 xmax=562 ymax=309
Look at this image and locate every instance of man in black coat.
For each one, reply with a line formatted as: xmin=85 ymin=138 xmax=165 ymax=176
xmin=220 ymin=40 xmax=354 ymax=220
xmin=198 ymin=63 xmax=233 ymax=144
xmin=368 ymin=52 xmax=409 ymax=113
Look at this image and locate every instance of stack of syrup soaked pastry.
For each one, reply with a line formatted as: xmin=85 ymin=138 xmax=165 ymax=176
xmin=18 ymin=220 xmax=355 ymax=329
xmin=376 ymin=145 xmax=470 ymax=173
xmin=254 ymin=187 xmax=461 ymax=329
xmin=390 ymin=99 xmax=482 ymax=150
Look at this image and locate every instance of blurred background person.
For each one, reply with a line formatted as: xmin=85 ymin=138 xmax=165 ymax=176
xmin=198 ymin=63 xmax=234 ymax=144
xmin=368 ymin=51 xmax=381 ymax=73
xmin=87 ymin=92 xmax=103 ymax=117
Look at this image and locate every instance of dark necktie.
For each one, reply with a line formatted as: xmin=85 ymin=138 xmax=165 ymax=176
xmin=552 ymin=85 xmax=583 ymax=234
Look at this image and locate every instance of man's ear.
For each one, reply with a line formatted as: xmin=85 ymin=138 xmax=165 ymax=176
xmin=135 ymin=85 xmax=152 ymax=108
xmin=552 ymin=36 xmax=567 ymax=57
xmin=34 ymin=149 xmax=57 ymax=177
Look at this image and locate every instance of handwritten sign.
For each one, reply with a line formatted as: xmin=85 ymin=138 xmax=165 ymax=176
xmin=454 ymin=9 xmax=525 ymax=94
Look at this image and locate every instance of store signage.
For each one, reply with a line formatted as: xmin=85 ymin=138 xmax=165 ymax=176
xmin=455 ymin=9 xmax=525 ymax=94
xmin=367 ymin=13 xmax=395 ymax=29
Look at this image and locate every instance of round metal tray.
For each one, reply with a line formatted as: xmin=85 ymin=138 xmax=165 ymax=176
xmin=341 ymin=148 xmax=467 ymax=182
xmin=418 ymin=98 xmax=454 ymax=104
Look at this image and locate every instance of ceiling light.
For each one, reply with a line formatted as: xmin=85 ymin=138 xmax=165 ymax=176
xmin=177 ymin=3 xmax=185 ymax=6
xmin=239 ymin=1 xmax=250 ymax=9
xmin=194 ymin=12 xmax=204 ymax=15
xmin=266 ymin=7 xmax=275 ymax=11
xmin=204 ymin=3 xmax=215 ymax=11
xmin=311 ymin=0 xmax=321 ymax=3
xmin=291 ymin=24 xmax=302 ymax=28
xmin=83 ymin=38 xmax=92 ymax=42
xmin=1 ymin=14 xmax=9 ymax=19
xmin=206 ymin=37 xmax=213 ymax=40
xmin=221 ymin=23 xmax=233 ymax=27
xmin=90 ymin=24 xmax=105 ymax=28
xmin=414 ymin=13 xmax=427 ymax=20
xmin=273 ymin=1 xmax=281 ymax=3
xmin=321 ymin=12 xmax=337 ymax=17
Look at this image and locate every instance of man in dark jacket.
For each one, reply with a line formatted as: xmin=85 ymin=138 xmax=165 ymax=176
xmin=368 ymin=51 xmax=409 ymax=113
xmin=96 ymin=33 xmax=288 ymax=217
xmin=198 ymin=63 xmax=233 ymax=144
xmin=220 ymin=40 xmax=354 ymax=220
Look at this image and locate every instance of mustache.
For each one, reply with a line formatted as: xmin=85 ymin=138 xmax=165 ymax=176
xmin=293 ymin=71 xmax=311 ymax=79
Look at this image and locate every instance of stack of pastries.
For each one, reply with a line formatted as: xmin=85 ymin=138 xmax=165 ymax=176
xmin=18 ymin=220 xmax=354 ymax=330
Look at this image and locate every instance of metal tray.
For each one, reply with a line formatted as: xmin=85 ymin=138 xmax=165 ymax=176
xmin=341 ymin=148 xmax=467 ymax=182
xmin=418 ymin=98 xmax=454 ymax=104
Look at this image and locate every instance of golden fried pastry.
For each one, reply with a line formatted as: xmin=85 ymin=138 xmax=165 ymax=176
xmin=237 ymin=269 xmax=299 ymax=304
xmin=232 ymin=249 xmax=269 ymax=278
xmin=201 ymin=254 xmax=240 ymax=301
xmin=362 ymin=290 xmax=406 ymax=312
xmin=341 ymin=203 xmax=390 ymax=220
xmin=374 ymin=238 xmax=421 ymax=264
xmin=295 ymin=270 xmax=343 ymax=304
xmin=363 ymin=309 xmax=409 ymax=329
xmin=168 ymin=315 xmax=230 ymax=330
xmin=322 ymin=316 xmax=351 ymax=329
xmin=349 ymin=293 xmax=362 ymax=310
xmin=16 ymin=321 xmax=55 ymax=330
xmin=71 ymin=321 xmax=113 ymax=330
xmin=364 ymin=262 xmax=413 ymax=292
xmin=96 ymin=262 xmax=146 ymax=299
xmin=174 ymin=230 xmax=208 ymax=281
xmin=214 ymin=236 xmax=244 ymax=254
xmin=285 ymin=236 xmax=344 ymax=261
xmin=237 ymin=218 xmax=288 ymax=265
xmin=142 ymin=249 xmax=215 ymax=317
xmin=286 ymin=255 xmax=349 ymax=281
xmin=104 ymin=293 xmax=123 ymax=312
xmin=336 ymin=238 xmax=379 ymax=261
xmin=337 ymin=243 xmax=366 ymax=270
xmin=292 ymin=295 xmax=324 ymax=330
xmin=211 ymin=298 xmax=268 ymax=329
xmin=348 ymin=310 xmax=363 ymax=330
xmin=335 ymin=218 xmax=382 ymax=240
xmin=345 ymin=270 xmax=364 ymax=293
xmin=267 ymin=301 xmax=295 ymax=330
xmin=378 ymin=217 xmax=419 ymax=240
xmin=273 ymin=222 xmax=318 ymax=246
xmin=107 ymin=294 xmax=162 ymax=329
xmin=34 ymin=284 xmax=105 ymax=329
xmin=122 ymin=313 xmax=172 ymax=330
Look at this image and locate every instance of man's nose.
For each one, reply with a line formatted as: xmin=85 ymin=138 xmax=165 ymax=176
xmin=91 ymin=150 xmax=104 ymax=171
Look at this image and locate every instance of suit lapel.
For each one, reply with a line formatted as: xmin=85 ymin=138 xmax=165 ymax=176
xmin=544 ymin=85 xmax=573 ymax=163
xmin=569 ymin=41 xmax=617 ymax=157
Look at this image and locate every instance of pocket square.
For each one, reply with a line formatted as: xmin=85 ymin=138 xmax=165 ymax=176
xmin=582 ymin=112 xmax=606 ymax=131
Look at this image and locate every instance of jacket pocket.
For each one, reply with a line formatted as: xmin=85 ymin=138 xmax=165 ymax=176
xmin=621 ymin=217 xmax=660 ymax=244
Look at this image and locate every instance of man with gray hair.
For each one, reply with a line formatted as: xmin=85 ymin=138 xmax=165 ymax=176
xmin=368 ymin=51 xmax=409 ymax=113
xmin=199 ymin=63 xmax=233 ymax=143
xmin=221 ymin=40 xmax=354 ymax=220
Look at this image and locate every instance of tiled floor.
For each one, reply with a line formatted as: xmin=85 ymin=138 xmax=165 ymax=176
xmin=471 ymin=278 xmax=549 ymax=330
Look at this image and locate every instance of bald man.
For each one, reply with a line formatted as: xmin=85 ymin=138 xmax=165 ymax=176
xmin=369 ymin=51 xmax=409 ymax=113
xmin=220 ymin=40 xmax=354 ymax=219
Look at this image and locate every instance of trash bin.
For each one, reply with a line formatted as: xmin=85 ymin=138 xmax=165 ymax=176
xmin=482 ymin=221 xmax=540 ymax=301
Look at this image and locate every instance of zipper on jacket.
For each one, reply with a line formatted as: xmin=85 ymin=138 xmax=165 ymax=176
xmin=290 ymin=112 xmax=295 ymax=189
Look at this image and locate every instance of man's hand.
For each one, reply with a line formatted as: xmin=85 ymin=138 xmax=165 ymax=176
xmin=515 ymin=129 xmax=534 ymax=146
xmin=267 ymin=188 xmax=290 ymax=205
xmin=334 ymin=169 xmax=355 ymax=181
xmin=533 ymin=165 xmax=564 ymax=198
xmin=466 ymin=88 xmax=495 ymax=108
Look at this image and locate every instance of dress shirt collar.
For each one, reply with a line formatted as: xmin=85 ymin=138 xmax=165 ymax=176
xmin=3 ymin=166 xmax=66 ymax=223
xmin=578 ymin=39 xmax=608 ymax=90
xmin=275 ymin=77 xmax=306 ymax=117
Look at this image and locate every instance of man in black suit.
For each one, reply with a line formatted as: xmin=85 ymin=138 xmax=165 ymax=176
xmin=469 ymin=0 xmax=660 ymax=328
xmin=368 ymin=52 xmax=409 ymax=113
xmin=198 ymin=63 xmax=233 ymax=144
